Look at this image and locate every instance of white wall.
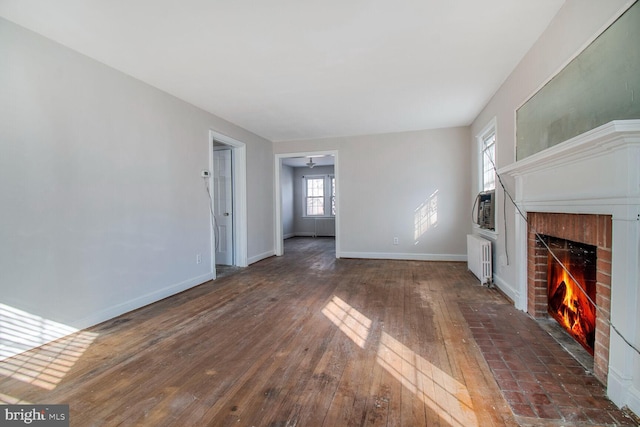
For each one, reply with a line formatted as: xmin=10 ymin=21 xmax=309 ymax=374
xmin=0 ymin=18 xmax=273 ymax=356
xmin=246 ymin=144 xmax=276 ymax=264
xmin=274 ymin=127 xmax=471 ymax=260
xmin=281 ymin=165 xmax=295 ymax=239
xmin=470 ymin=0 xmax=633 ymax=300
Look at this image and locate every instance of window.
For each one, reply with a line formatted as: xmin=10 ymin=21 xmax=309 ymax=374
xmin=304 ymin=175 xmax=335 ymax=217
xmin=478 ymin=119 xmax=496 ymax=192
xmin=331 ymin=176 xmax=336 ymax=216
xmin=305 ymin=177 xmax=324 ymax=216
xmin=475 ymin=119 xmax=497 ymax=233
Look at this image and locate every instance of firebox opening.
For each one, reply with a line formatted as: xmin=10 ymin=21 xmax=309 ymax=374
xmin=543 ymin=235 xmax=597 ymax=356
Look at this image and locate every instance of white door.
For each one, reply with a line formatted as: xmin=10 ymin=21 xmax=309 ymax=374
xmin=214 ymin=149 xmax=233 ymax=265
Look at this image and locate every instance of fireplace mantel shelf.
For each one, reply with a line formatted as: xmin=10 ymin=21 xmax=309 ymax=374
xmin=499 ymin=120 xmax=640 ymax=177
xmin=497 ymin=120 xmax=640 ymax=214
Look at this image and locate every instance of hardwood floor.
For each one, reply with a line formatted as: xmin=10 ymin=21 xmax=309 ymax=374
xmin=1 ymin=237 xmax=518 ymax=426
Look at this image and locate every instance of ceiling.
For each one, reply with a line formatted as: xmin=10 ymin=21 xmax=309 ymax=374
xmin=0 ymin=0 xmax=565 ymax=142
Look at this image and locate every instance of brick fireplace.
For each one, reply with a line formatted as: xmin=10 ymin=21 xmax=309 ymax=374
xmin=527 ymin=212 xmax=612 ymax=383
xmin=500 ymin=120 xmax=640 ymax=413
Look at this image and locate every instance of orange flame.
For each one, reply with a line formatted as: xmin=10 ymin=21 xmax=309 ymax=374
xmin=548 ymin=252 xmax=596 ymax=355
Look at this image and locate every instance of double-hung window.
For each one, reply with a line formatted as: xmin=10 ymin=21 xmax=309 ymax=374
xmin=478 ymin=119 xmax=496 ymax=192
xmin=304 ymin=175 xmax=335 ymax=217
xmin=481 ymin=132 xmax=496 ymax=191
xmin=475 ymin=118 xmax=497 ymax=232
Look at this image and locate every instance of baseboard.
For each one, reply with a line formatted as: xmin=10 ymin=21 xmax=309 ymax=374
xmin=248 ymin=250 xmax=275 ymax=265
xmin=0 ymin=272 xmax=213 ymax=361
xmin=339 ymin=252 xmax=466 ymax=262
xmin=78 ymin=272 xmax=214 ymax=330
xmin=283 ymin=233 xmax=295 ymax=239
xmin=492 ymin=274 xmax=522 ymax=309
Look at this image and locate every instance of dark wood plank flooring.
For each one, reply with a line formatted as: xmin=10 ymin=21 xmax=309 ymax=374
xmin=0 ymin=238 xmax=544 ymax=425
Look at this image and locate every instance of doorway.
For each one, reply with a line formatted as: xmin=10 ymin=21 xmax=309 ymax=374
xmin=274 ymin=151 xmax=340 ymax=258
xmin=209 ymin=130 xmax=248 ymax=279
xmin=213 ymin=147 xmax=233 ymax=266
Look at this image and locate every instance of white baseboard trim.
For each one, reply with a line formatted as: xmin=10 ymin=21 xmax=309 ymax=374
xmin=339 ymin=252 xmax=466 ymax=262
xmin=283 ymin=233 xmax=295 ymax=239
xmin=492 ymin=274 xmax=522 ymax=309
xmin=0 ymin=272 xmax=213 ymax=361
xmin=248 ymin=250 xmax=275 ymax=265
xmin=77 ymin=272 xmax=214 ymax=330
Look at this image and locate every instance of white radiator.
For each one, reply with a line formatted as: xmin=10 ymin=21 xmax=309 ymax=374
xmin=467 ymin=234 xmax=492 ymax=285
xmin=314 ymin=218 xmax=335 ymax=237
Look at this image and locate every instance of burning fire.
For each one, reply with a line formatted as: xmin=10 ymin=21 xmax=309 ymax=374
xmin=547 ymin=252 xmax=596 ymax=355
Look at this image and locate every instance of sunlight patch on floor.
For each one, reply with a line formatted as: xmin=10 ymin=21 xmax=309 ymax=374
xmin=377 ymin=332 xmax=478 ymax=427
xmin=322 ymin=295 xmax=478 ymax=426
xmin=0 ymin=392 xmax=32 ymax=405
xmin=322 ymin=295 xmax=372 ymax=348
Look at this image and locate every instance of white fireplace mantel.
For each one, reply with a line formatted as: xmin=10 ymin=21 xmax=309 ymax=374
xmin=499 ymin=120 xmax=640 ymax=412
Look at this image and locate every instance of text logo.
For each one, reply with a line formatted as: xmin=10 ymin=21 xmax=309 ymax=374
xmin=2 ymin=405 xmax=69 ymax=426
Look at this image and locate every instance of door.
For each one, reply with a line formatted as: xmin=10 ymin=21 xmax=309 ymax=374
xmin=214 ymin=148 xmax=233 ymax=265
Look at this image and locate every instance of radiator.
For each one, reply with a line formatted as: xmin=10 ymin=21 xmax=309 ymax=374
xmin=467 ymin=234 xmax=492 ymax=285
xmin=314 ymin=218 xmax=335 ymax=237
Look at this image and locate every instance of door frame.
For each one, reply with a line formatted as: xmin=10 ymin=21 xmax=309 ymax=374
xmin=274 ymin=150 xmax=340 ymax=257
xmin=209 ymin=130 xmax=248 ymax=278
